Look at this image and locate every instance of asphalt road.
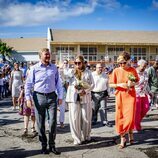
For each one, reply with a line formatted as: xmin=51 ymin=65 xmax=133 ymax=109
xmin=0 ymin=96 xmax=158 ymax=158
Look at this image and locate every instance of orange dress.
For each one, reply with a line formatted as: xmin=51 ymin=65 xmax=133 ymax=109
xmin=110 ymin=67 xmax=139 ymax=135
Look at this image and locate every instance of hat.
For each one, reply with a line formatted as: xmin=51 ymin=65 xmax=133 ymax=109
xmin=117 ymin=55 xmax=126 ymax=63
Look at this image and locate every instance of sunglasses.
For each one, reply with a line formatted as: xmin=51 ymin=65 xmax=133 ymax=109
xmin=74 ymin=62 xmax=81 ymax=65
xmin=119 ymin=62 xmax=127 ymax=65
xmin=64 ymin=63 xmax=68 ymax=64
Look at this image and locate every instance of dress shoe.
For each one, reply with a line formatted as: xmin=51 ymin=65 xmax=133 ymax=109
xmin=41 ymin=147 xmax=49 ymax=154
xmin=92 ymin=121 xmax=97 ymax=126
xmin=49 ymin=146 xmax=61 ymax=155
xmin=103 ymin=121 xmax=113 ymax=127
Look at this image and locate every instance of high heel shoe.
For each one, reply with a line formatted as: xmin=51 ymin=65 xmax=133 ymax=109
xmin=129 ymin=139 xmax=134 ymax=145
xmin=128 ymin=131 xmax=134 ymax=145
xmin=118 ymin=136 xmax=126 ymax=149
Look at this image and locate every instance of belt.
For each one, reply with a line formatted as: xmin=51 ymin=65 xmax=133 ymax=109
xmin=34 ymin=91 xmax=55 ymax=96
xmin=92 ymin=90 xmax=107 ymax=94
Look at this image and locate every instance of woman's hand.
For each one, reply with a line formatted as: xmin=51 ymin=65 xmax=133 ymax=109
xmin=127 ymin=80 xmax=135 ymax=88
xmin=117 ymin=83 xmax=128 ymax=89
xmin=79 ymin=89 xmax=86 ymax=96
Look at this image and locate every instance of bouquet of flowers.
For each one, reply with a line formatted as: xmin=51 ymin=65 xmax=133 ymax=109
xmin=127 ymin=73 xmax=136 ymax=91
xmin=128 ymin=73 xmax=137 ymax=82
xmin=75 ymin=80 xmax=91 ymax=90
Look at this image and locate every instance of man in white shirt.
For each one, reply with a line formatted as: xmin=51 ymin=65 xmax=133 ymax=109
xmin=91 ymin=63 xmax=112 ymax=127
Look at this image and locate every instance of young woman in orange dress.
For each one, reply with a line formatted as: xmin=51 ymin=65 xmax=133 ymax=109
xmin=109 ymin=51 xmax=139 ymax=149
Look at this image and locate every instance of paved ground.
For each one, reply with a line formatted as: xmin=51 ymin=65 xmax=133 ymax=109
xmin=0 ymin=96 xmax=158 ymax=158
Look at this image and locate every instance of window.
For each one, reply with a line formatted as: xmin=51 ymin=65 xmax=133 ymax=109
xmin=130 ymin=47 xmax=147 ymax=61
xmin=80 ymin=46 xmax=97 ymax=61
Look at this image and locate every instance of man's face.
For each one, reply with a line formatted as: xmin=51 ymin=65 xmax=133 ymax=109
xmin=40 ymin=51 xmax=50 ymax=64
xmin=96 ymin=64 xmax=103 ymax=74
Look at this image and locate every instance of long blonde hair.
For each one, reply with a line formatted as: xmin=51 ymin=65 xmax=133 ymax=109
xmin=74 ymin=55 xmax=86 ymax=80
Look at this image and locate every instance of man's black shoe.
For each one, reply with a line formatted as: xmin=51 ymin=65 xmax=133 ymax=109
xmin=103 ymin=121 xmax=113 ymax=127
xmin=41 ymin=147 xmax=49 ymax=154
xmin=92 ymin=121 xmax=97 ymax=126
xmin=49 ymin=146 xmax=61 ymax=155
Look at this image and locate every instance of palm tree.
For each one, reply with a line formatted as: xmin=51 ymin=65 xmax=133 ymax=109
xmin=0 ymin=39 xmax=14 ymax=62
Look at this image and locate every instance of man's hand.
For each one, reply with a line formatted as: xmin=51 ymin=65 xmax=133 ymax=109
xmin=26 ymin=100 xmax=32 ymax=108
xmin=58 ymin=99 xmax=62 ymax=105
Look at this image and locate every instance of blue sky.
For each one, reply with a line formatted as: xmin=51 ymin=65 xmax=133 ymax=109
xmin=0 ymin=0 xmax=158 ymax=38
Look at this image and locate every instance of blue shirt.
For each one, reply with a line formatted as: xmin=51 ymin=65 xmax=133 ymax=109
xmin=25 ymin=61 xmax=63 ymax=100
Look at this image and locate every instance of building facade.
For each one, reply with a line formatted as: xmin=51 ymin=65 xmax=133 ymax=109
xmin=1 ymin=29 xmax=158 ymax=64
xmin=1 ymin=37 xmax=47 ymax=62
xmin=48 ymin=29 xmax=158 ymax=65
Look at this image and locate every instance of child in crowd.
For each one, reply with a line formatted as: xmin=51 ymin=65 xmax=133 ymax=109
xmin=18 ymin=85 xmax=36 ymax=135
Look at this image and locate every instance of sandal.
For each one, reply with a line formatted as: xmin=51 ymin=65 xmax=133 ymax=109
xmin=23 ymin=128 xmax=28 ymax=136
xmin=118 ymin=136 xmax=126 ymax=149
xmin=129 ymin=139 xmax=134 ymax=145
xmin=31 ymin=127 xmax=36 ymax=133
xmin=128 ymin=131 xmax=134 ymax=145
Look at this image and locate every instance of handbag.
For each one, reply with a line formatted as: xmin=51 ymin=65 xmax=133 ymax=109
xmin=19 ymin=103 xmax=23 ymax=115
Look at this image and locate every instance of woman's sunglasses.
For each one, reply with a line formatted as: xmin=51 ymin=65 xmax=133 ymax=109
xmin=119 ymin=62 xmax=127 ymax=65
xmin=74 ymin=62 xmax=81 ymax=65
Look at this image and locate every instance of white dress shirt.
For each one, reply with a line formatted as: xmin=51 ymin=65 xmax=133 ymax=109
xmin=92 ymin=71 xmax=109 ymax=92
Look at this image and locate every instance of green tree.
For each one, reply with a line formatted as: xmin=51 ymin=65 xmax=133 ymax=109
xmin=0 ymin=39 xmax=14 ymax=62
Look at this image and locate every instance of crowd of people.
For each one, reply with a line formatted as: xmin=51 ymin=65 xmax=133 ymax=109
xmin=0 ymin=48 xmax=158 ymax=155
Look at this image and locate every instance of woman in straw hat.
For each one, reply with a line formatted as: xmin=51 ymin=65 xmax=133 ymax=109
xmin=109 ymin=51 xmax=139 ymax=149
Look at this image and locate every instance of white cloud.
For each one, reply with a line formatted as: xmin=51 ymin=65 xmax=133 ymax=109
xmin=152 ymin=0 xmax=158 ymax=9
xmin=0 ymin=0 xmax=127 ymax=26
xmin=97 ymin=0 xmax=121 ymax=10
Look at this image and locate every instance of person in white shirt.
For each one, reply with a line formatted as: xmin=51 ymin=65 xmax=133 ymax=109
xmin=58 ymin=59 xmax=74 ymax=128
xmin=91 ymin=63 xmax=112 ymax=127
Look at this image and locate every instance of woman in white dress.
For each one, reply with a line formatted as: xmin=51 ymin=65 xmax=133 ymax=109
xmin=10 ymin=62 xmax=23 ymax=110
xmin=66 ymin=55 xmax=94 ymax=145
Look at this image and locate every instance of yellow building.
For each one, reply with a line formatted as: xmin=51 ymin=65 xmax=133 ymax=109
xmin=2 ymin=29 xmax=158 ymax=64
xmin=48 ymin=28 xmax=158 ymax=65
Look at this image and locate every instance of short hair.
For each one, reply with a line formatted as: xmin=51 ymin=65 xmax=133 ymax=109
xmin=120 ymin=51 xmax=130 ymax=61
xmin=64 ymin=59 xmax=68 ymax=63
xmin=137 ymin=59 xmax=147 ymax=66
xmin=117 ymin=51 xmax=130 ymax=63
xmin=39 ymin=48 xmax=49 ymax=57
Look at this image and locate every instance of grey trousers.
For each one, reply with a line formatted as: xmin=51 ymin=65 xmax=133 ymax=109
xmin=92 ymin=91 xmax=108 ymax=123
xmin=33 ymin=91 xmax=57 ymax=148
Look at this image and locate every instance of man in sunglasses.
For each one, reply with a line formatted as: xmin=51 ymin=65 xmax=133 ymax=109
xmin=91 ymin=63 xmax=112 ymax=127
